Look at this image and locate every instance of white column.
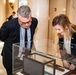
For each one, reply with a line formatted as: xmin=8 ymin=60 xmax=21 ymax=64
xmin=66 ymin=0 xmax=76 ymax=24
xmin=0 ymin=0 xmax=6 ymax=27
xmin=28 ymin=0 xmax=49 ymax=53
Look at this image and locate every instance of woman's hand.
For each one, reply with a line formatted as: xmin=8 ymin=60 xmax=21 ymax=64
xmin=55 ymin=51 xmax=61 ymax=58
xmin=63 ymin=60 xmax=70 ymax=68
xmin=69 ymin=64 xmax=76 ymax=70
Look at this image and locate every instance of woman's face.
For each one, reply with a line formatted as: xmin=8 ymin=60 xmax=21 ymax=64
xmin=53 ymin=24 xmax=64 ymax=35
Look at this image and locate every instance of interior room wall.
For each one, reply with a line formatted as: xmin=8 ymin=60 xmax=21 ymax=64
xmin=0 ymin=0 xmax=18 ymax=26
xmin=0 ymin=0 xmax=6 ymax=27
xmin=66 ymin=0 xmax=76 ymax=24
xmin=6 ymin=0 xmax=18 ymax=20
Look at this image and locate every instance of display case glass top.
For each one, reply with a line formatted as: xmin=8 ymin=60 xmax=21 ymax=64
xmin=12 ymin=39 xmax=76 ymax=75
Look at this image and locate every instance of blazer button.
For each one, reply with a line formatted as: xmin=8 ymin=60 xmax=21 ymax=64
xmin=71 ymin=46 xmax=73 ymax=48
xmin=72 ymin=38 xmax=74 ymax=39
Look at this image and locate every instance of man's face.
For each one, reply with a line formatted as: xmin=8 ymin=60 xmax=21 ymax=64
xmin=18 ymin=14 xmax=32 ymax=29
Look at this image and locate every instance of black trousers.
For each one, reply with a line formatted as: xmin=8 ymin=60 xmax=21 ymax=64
xmin=2 ymin=55 xmax=12 ymax=75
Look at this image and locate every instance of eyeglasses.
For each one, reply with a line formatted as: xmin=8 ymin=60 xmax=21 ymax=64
xmin=18 ymin=18 xmax=32 ymax=25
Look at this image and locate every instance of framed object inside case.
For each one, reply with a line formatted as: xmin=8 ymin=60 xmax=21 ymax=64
xmin=23 ymin=53 xmax=56 ymax=75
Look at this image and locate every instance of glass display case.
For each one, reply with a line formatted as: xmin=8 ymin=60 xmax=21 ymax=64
xmin=12 ymin=39 xmax=76 ymax=75
xmin=23 ymin=53 xmax=55 ymax=75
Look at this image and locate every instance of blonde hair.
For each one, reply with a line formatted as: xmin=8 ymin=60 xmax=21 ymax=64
xmin=52 ymin=14 xmax=76 ymax=39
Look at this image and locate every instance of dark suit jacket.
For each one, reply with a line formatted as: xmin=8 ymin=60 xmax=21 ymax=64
xmin=59 ymin=33 xmax=76 ymax=56
xmin=0 ymin=17 xmax=38 ymax=69
xmin=8 ymin=15 xmax=13 ymax=20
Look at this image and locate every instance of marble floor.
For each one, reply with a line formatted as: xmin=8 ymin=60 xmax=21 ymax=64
xmin=0 ymin=42 xmax=7 ymax=75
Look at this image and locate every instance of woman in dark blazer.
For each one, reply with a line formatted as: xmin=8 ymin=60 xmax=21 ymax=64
xmin=52 ymin=14 xmax=76 ymax=71
xmin=0 ymin=5 xmax=38 ymax=75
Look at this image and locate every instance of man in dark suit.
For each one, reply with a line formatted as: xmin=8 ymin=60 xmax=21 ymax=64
xmin=0 ymin=5 xmax=38 ymax=75
xmin=8 ymin=11 xmax=16 ymax=20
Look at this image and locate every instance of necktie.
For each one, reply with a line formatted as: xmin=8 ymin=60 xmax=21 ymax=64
xmin=25 ymin=29 xmax=27 ymax=42
xmin=25 ymin=29 xmax=27 ymax=48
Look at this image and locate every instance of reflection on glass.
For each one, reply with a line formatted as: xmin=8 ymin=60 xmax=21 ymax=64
xmin=23 ymin=53 xmax=55 ymax=75
xmin=12 ymin=39 xmax=76 ymax=75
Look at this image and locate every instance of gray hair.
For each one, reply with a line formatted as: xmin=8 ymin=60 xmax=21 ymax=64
xmin=17 ymin=5 xmax=31 ymax=18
